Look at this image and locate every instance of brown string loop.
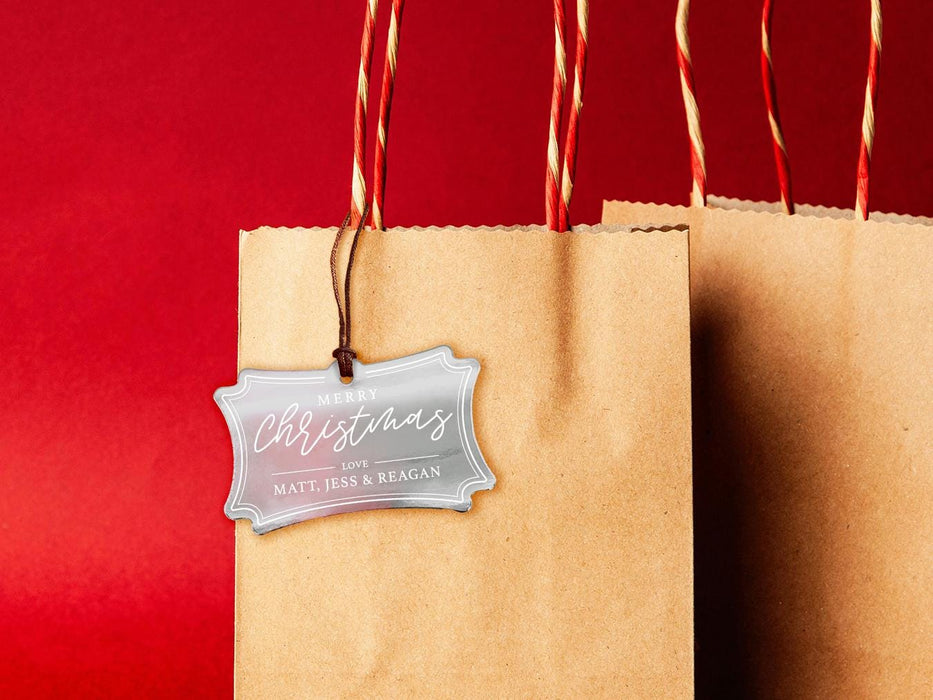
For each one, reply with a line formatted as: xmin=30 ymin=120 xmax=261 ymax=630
xmin=330 ymin=205 xmax=369 ymax=379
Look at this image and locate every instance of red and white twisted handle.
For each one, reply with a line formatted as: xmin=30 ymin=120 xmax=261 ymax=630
xmin=546 ymin=0 xmax=568 ymax=232
xmin=681 ymin=0 xmax=882 ymax=219
xmin=856 ymin=0 xmax=882 ymax=221
xmin=675 ymin=0 xmax=706 ymax=208
xmin=547 ymin=0 xmax=590 ymax=232
xmin=373 ymin=0 xmax=405 ymax=231
xmin=761 ymin=0 xmax=794 ymax=214
xmin=558 ymin=0 xmax=589 ymax=232
xmin=351 ymin=0 xmax=379 ymax=227
xmin=349 ymin=0 xmax=406 ymax=230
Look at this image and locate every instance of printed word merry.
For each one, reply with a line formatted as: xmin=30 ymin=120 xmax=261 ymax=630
xmin=317 ymin=388 xmax=378 ymax=406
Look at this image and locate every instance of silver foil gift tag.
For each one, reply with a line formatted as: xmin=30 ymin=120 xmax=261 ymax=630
xmin=215 ymin=346 xmax=495 ymax=533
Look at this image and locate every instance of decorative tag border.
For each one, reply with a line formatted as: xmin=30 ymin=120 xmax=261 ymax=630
xmin=215 ymin=346 xmax=495 ymax=533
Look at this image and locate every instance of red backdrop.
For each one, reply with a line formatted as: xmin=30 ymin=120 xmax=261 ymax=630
xmin=1 ymin=1 xmax=929 ymax=697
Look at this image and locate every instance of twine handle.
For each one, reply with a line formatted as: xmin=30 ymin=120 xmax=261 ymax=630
xmin=558 ymin=0 xmax=590 ymax=232
xmin=681 ymin=0 xmax=883 ymax=217
xmin=675 ymin=0 xmax=707 ymax=208
xmin=372 ymin=0 xmax=406 ymax=231
xmin=761 ymin=0 xmax=794 ymax=214
xmin=546 ymin=0 xmax=567 ymax=232
xmin=350 ymin=0 xmax=379 ymax=228
xmin=856 ymin=0 xmax=882 ymax=221
xmin=547 ymin=0 xmax=591 ymax=231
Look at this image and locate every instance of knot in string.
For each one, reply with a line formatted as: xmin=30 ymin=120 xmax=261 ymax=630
xmin=332 ymin=346 xmax=357 ymax=378
xmin=330 ymin=204 xmax=369 ymax=380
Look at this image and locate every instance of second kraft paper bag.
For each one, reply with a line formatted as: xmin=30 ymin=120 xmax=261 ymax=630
xmin=233 ymin=223 xmax=693 ymax=696
xmin=602 ymin=198 xmax=932 ymax=697
xmin=599 ymin=1 xmax=931 ymax=690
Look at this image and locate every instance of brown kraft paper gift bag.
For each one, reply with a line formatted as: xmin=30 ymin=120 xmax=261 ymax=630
xmin=234 ymin=224 xmax=693 ymax=696
xmin=603 ymin=3 xmax=932 ymax=696
xmin=229 ymin=3 xmax=694 ymax=696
